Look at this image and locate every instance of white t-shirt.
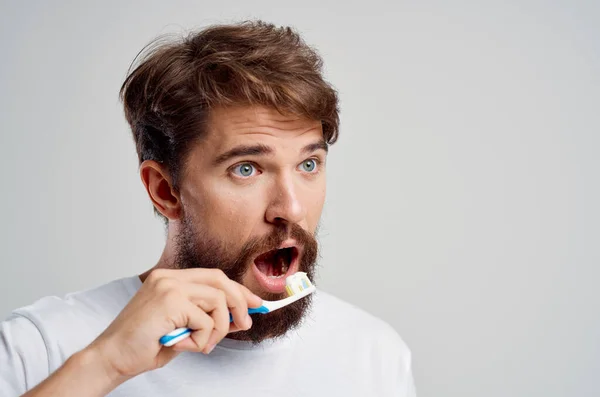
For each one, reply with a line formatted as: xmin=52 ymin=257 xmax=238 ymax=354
xmin=0 ymin=276 xmax=416 ymax=396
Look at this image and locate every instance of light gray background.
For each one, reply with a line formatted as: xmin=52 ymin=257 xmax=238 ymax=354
xmin=1 ymin=1 xmax=599 ymax=396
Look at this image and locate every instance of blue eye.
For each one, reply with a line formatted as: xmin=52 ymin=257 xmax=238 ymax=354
xmin=300 ymin=159 xmax=318 ymax=173
xmin=232 ymin=163 xmax=256 ymax=177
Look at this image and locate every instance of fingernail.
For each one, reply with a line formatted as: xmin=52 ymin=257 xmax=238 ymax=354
xmin=245 ymin=315 xmax=253 ymax=329
xmin=204 ymin=344 xmax=215 ymax=354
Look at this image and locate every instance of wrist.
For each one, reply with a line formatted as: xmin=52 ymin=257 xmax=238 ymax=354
xmin=71 ymin=344 xmax=130 ymax=394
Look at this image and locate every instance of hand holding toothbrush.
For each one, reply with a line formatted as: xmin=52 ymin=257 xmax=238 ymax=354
xmin=85 ymin=268 xmax=262 ymax=386
xmin=159 ymin=271 xmax=316 ymax=346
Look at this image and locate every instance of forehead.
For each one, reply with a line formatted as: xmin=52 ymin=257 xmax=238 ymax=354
xmin=204 ymin=106 xmax=323 ymax=148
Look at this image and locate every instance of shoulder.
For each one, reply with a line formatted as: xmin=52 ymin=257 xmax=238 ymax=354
xmin=5 ymin=276 xmax=140 ymax=370
xmin=12 ymin=276 xmax=138 ymax=329
xmin=300 ymin=290 xmax=414 ymax=392
xmin=312 ymin=291 xmax=408 ymax=340
xmin=0 ymin=314 xmax=50 ymax=394
xmin=309 ymin=290 xmax=412 ymax=360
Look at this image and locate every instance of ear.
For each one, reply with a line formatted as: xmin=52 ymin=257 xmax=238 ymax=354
xmin=139 ymin=160 xmax=181 ymax=220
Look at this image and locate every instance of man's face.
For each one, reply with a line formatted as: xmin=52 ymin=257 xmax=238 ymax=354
xmin=172 ymin=105 xmax=327 ymax=341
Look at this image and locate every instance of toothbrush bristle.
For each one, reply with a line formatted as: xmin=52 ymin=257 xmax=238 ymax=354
xmin=285 ymin=272 xmax=314 ymax=296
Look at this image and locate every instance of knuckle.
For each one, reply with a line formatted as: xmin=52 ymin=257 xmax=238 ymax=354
xmin=154 ymin=277 xmax=174 ymax=293
xmin=190 ymin=332 xmax=209 ymax=351
xmin=232 ymin=290 xmax=247 ymax=309
xmin=216 ymin=318 xmax=230 ymax=335
xmin=205 ymin=316 xmax=215 ymax=330
xmin=164 ymin=291 xmax=183 ymax=310
xmin=211 ymin=268 xmax=227 ymax=281
xmin=146 ymin=269 xmax=164 ymax=283
xmin=215 ymin=289 xmax=227 ymax=304
xmin=235 ymin=286 xmax=247 ymax=302
xmin=215 ymin=328 xmax=228 ymax=342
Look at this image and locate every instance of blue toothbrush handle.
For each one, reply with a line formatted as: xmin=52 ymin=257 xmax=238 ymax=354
xmin=160 ymin=328 xmax=191 ymax=346
xmin=247 ymin=305 xmax=270 ymax=315
xmin=226 ymin=305 xmax=270 ymax=321
xmin=160 ymin=305 xmax=269 ymax=346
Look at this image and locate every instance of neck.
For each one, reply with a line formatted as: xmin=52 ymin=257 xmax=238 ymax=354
xmin=139 ymin=224 xmax=179 ymax=283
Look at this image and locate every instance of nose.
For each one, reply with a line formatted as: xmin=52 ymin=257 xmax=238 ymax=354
xmin=265 ymin=174 xmax=306 ymax=226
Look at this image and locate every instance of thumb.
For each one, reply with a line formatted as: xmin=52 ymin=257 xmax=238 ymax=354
xmin=155 ymin=347 xmax=181 ymax=368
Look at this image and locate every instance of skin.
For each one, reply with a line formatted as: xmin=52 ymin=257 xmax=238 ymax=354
xmin=23 ymin=105 xmax=328 ymax=396
xmin=143 ymin=105 xmax=327 ymax=293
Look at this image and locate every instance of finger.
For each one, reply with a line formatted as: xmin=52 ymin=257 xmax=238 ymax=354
xmin=156 ymin=347 xmax=181 ymax=367
xmin=238 ymin=284 xmax=263 ymax=308
xmin=180 ymin=269 xmax=252 ymax=330
xmin=228 ymin=321 xmax=250 ymax=333
xmin=171 ymin=336 xmax=199 ymax=351
xmin=172 ymin=269 xmax=262 ymax=308
xmin=182 ymin=284 xmax=245 ymax=337
xmin=202 ymin=296 xmax=230 ymax=354
xmin=173 ymin=302 xmax=214 ymax=352
xmin=183 ymin=284 xmax=226 ymax=313
xmin=178 ymin=284 xmax=230 ymax=352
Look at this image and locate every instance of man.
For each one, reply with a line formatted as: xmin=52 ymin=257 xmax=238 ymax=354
xmin=0 ymin=21 xmax=416 ymax=396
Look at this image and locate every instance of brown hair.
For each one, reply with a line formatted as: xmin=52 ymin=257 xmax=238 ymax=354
xmin=120 ymin=20 xmax=339 ymax=223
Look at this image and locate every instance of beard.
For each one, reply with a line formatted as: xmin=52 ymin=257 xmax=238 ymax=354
xmin=173 ymin=213 xmax=319 ymax=344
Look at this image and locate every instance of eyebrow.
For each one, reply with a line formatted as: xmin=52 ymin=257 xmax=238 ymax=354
xmin=213 ymin=140 xmax=328 ymax=166
xmin=301 ymin=140 xmax=329 ymax=155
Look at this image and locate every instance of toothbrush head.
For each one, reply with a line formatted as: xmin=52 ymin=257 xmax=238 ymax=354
xmin=261 ymin=272 xmax=315 ymax=312
xmin=285 ymin=272 xmax=314 ymax=296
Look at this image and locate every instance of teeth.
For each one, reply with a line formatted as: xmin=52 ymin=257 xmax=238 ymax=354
xmin=276 ymin=254 xmax=289 ymax=276
xmin=267 ymin=274 xmax=286 ymax=279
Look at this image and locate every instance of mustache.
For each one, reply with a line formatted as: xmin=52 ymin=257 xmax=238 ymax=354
xmin=174 ymin=217 xmax=319 ymax=281
xmin=174 ymin=216 xmax=320 ymax=343
xmin=224 ymin=223 xmax=318 ymax=286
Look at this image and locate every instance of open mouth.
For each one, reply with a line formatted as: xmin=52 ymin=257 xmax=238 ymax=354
xmin=254 ymin=246 xmax=299 ymax=279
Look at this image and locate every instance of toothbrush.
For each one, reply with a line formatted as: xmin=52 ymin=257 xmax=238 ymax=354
xmin=159 ymin=272 xmax=316 ymax=347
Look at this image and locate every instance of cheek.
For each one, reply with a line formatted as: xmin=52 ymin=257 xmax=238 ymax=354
xmin=199 ymin=183 xmax=263 ymax=240
xmin=304 ymin=179 xmax=327 ymax=229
